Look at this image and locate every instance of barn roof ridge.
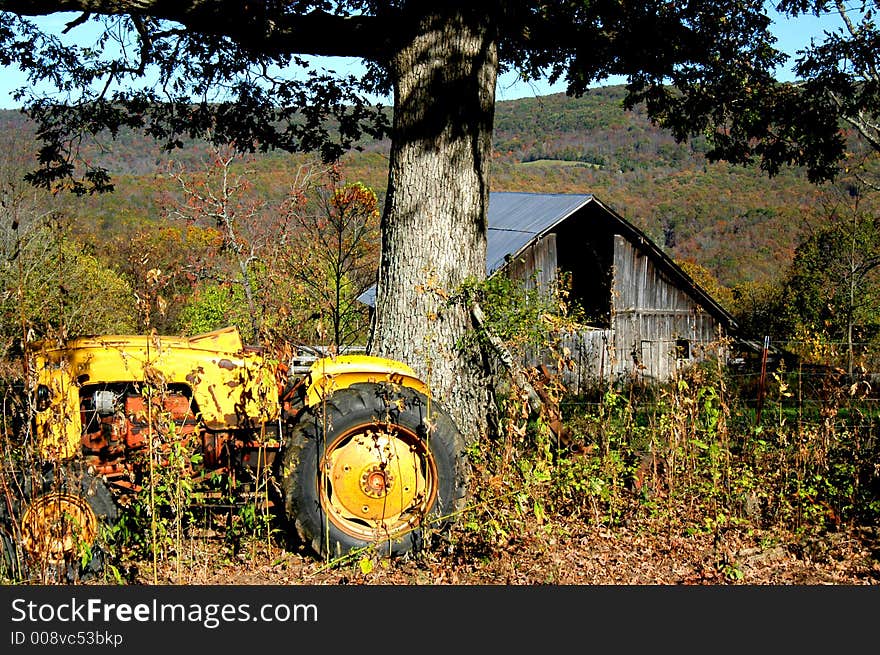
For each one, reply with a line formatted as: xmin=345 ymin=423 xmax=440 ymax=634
xmin=486 ymin=191 xmax=593 ymax=274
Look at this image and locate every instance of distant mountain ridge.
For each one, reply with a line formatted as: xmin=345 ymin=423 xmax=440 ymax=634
xmin=0 ymin=85 xmax=835 ymax=290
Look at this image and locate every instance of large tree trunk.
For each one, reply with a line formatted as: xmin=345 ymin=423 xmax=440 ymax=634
xmin=368 ymin=9 xmax=498 ymax=444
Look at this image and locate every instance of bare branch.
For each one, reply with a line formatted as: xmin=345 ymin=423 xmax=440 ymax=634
xmin=835 ymin=0 xmax=880 ymax=83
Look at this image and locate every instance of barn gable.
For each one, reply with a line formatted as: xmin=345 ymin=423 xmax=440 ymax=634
xmin=489 ymin=192 xmax=736 ymax=387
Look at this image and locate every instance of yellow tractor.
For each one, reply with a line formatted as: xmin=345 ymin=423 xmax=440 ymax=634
xmin=0 ymin=326 xmax=467 ymax=578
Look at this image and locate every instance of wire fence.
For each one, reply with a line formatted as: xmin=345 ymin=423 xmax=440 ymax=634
xmin=551 ymin=335 xmax=880 ymax=411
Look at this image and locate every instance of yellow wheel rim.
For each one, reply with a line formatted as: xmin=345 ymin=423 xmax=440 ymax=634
xmin=21 ymin=492 xmax=98 ymax=564
xmin=321 ymin=422 xmax=437 ymax=542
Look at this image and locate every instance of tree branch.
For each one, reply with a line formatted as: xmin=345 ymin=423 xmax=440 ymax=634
xmin=0 ymin=1 xmax=391 ymax=58
xmin=62 ymin=10 xmax=89 ymax=32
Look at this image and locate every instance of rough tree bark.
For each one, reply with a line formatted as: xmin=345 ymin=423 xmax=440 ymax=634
xmin=368 ymin=10 xmax=498 ymax=444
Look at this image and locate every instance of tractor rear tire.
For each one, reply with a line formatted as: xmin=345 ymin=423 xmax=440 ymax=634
xmin=281 ymin=382 xmax=467 ymax=561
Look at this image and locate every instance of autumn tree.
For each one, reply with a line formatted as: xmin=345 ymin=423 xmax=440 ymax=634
xmin=783 ymin=182 xmax=880 ymax=375
xmin=166 ymin=144 xmax=308 ymax=344
xmin=0 ymin=215 xmax=137 ymax=341
xmin=108 ymin=224 xmax=218 ymax=333
xmin=729 ymin=278 xmax=789 ymax=342
xmin=677 ymin=260 xmax=735 ymax=313
xmin=0 ymin=1 xmax=854 ymax=442
xmin=284 ymin=167 xmax=379 ymax=350
xmin=0 ymin=129 xmax=55 ymax=352
xmin=0 ymin=131 xmax=135 ymax=346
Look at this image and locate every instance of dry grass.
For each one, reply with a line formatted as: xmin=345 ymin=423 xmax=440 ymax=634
xmin=100 ymin=502 xmax=880 ymax=587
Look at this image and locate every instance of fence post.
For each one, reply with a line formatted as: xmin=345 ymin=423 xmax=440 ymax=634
xmin=755 ymin=335 xmax=770 ymax=426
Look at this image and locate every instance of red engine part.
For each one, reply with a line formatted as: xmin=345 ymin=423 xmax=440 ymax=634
xmin=120 ymin=393 xmax=197 ymax=449
xmin=80 ymin=390 xmax=201 ymax=475
xmin=77 ymin=388 xmax=276 ymax=486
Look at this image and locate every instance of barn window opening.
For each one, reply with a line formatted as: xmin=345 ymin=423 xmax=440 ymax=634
xmin=675 ymin=338 xmax=691 ymax=360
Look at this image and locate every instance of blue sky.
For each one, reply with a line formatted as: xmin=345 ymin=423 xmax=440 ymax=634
xmin=0 ymin=8 xmax=843 ymax=109
xmin=495 ymin=7 xmax=843 ymax=101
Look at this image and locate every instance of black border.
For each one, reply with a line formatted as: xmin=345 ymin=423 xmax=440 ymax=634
xmin=2 ymin=584 xmax=877 ymax=651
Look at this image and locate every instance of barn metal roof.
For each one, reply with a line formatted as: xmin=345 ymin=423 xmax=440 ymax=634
xmin=358 ymin=192 xmax=592 ymax=306
xmin=486 ymin=192 xmax=592 ymax=275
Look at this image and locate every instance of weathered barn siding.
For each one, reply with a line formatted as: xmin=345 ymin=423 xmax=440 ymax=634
xmin=504 ymin=233 xmax=557 ymax=295
xmin=558 ymin=328 xmax=614 ymax=390
xmin=609 ymin=235 xmax=723 ymax=382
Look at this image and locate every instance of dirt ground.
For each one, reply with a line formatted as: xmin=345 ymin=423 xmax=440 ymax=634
xmin=127 ymin=514 xmax=880 ymax=587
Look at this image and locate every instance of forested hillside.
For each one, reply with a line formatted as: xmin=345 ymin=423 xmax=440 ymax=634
xmin=0 ymin=84 xmax=834 ymax=291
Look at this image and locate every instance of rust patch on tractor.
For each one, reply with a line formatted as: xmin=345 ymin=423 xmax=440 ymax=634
xmin=208 ymin=385 xmax=223 ymax=414
xmin=186 ymin=366 xmax=205 ymax=386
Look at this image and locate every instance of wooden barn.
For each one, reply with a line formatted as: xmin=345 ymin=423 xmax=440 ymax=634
xmin=360 ymin=191 xmax=736 ymax=390
xmin=487 ymin=192 xmax=736 ymax=389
